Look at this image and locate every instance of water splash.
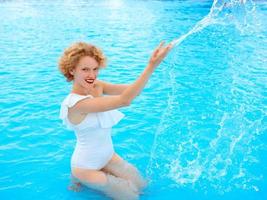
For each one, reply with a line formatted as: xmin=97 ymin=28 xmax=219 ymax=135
xmin=172 ymin=0 xmax=256 ymax=47
xmin=146 ymin=0 xmax=265 ymax=194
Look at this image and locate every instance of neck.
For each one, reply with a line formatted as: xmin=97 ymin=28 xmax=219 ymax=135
xmin=71 ymin=82 xmax=95 ymax=96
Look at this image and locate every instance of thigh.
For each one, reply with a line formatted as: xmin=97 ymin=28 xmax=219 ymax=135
xmin=103 ymin=153 xmax=124 ymax=170
xmin=71 ymin=167 xmax=107 ymax=185
xmin=102 ymin=153 xmax=129 ymax=175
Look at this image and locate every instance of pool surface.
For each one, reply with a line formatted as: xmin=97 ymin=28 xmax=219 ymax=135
xmin=0 ymin=0 xmax=266 ymax=199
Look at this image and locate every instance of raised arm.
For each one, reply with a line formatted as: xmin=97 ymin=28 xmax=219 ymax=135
xmin=72 ymin=41 xmax=174 ymax=114
xmin=120 ymin=41 xmax=173 ymax=105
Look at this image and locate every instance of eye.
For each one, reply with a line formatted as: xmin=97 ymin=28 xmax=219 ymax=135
xmin=82 ymin=68 xmax=88 ymax=71
xmin=94 ymin=68 xmax=99 ymax=71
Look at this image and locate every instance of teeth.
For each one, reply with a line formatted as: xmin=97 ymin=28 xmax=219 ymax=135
xmin=85 ymin=79 xmax=94 ymax=83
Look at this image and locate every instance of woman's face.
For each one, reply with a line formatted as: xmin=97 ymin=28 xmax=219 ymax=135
xmin=70 ymin=56 xmax=100 ymax=88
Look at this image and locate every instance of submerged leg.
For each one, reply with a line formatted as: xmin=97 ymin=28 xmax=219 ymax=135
xmin=103 ymin=154 xmax=148 ymax=193
xmin=72 ymin=169 xmax=139 ymax=200
xmin=88 ymin=173 xmax=139 ymax=200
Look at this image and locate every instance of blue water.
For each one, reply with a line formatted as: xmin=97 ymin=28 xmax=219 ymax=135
xmin=0 ymin=0 xmax=266 ymax=199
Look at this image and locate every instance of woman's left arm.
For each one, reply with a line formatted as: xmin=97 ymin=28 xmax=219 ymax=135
xmin=98 ymin=80 xmax=129 ymax=95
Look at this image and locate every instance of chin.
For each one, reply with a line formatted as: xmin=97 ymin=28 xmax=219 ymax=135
xmin=85 ymin=83 xmax=94 ymax=88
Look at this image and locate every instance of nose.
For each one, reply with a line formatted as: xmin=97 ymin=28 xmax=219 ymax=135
xmin=87 ymin=70 xmax=96 ymax=78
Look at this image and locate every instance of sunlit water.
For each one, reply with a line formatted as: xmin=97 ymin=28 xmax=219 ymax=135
xmin=0 ymin=0 xmax=266 ymax=199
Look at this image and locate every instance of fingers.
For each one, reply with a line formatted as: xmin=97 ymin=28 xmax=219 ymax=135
xmin=167 ymin=40 xmax=175 ymax=49
xmin=150 ymin=40 xmax=174 ymax=66
xmin=159 ymin=41 xmax=174 ymax=57
xmin=153 ymin=41 xmax=165 ymax=56
xmin=154 ymin=40 xmax=173 ymax=56
xmin=158 ymin=40 xmax=174 ymax=48
xmin=157 ymin=41 xmax=165 ymax=49
xmin=159 ymin=40 xmax=173 ymax=52
xmin=166 ymin=41 xmax=174 ymax=53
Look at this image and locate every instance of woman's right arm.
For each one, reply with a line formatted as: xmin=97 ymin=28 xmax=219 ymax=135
xmin=73 ymin=41 xmax=174 ymax=114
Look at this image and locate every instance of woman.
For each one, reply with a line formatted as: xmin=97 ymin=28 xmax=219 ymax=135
xmin=58 ymin=41 xmax=173 ymax=199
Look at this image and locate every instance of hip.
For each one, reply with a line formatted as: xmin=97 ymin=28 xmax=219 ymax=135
xmin=71 ymin=146 xmax=114 ymax=170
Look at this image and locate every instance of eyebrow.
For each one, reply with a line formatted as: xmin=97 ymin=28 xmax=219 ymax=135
xmin=81 ymin=66 xmax=99 ymax=69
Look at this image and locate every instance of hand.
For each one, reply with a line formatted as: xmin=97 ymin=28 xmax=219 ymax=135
xmin=148 ymin=40 xmax=174 ymax=69
xmin=68 ymin=182 xmax=81 ymax=192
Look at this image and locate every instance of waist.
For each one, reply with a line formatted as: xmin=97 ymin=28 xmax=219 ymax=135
xmin=75 ymin=129 xmax=112 ymax=146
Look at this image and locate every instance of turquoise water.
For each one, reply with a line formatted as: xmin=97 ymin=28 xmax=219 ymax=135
xmin=0 ymin=0 xmax=266 ymax=199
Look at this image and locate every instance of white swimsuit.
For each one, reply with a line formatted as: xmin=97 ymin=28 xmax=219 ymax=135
xmin=59 ymin=93 xmax=125 ymax=170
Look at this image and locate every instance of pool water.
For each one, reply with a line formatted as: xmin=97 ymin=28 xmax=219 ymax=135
xmin=0 ymin=0 xmax=266 ymax=199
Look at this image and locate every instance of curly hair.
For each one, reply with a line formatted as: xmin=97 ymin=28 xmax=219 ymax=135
xmin=58 ymin=42 xmax=107 ymax=82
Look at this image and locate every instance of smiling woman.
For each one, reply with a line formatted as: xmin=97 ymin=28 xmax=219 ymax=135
xmin=58 ymin=41 xmax=173 ymax=199
xmin=58 ymin=42 xmax=106 ymax=83
xmin=0 ymin=0 xmax=266 ymax=199
xmin=70 ymin=56 xmax=101 ymax=95
xmin=59 ymin=42 xmax=129 ymax=97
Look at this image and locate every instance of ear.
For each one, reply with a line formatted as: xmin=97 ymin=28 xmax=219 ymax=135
xmin=69 ymin=69 xmax=74 ymax=75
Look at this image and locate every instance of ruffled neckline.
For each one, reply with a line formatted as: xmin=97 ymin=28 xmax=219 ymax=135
xmin=60 ymin=93 xmax=125 ymax=130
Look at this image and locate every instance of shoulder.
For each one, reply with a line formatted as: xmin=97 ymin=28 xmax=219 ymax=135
xmin=95 ymin=79 xmax=109 ymax=93
xmin=95 ymin=79 xmax=106 ymax=88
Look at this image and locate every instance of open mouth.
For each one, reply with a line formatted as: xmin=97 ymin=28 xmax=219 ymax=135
xmin=85 ymin=79 xmax=94 ymax=84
